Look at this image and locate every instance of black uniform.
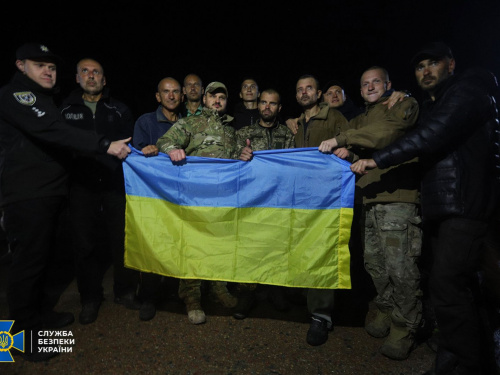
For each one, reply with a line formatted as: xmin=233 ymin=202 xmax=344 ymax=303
xmin=0 ymin=71 xmax=110 ymax=334
xmin=60 ymin=87 xmax=138 ymax=305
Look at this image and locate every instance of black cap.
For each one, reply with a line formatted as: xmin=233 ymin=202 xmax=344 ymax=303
xmin=323 ymin=79 xmax=344 ymax=93
xmin=16 ymin=43 xmax=62 ymax=64
xmin=411 ymin=41 xmax=453 ymax=66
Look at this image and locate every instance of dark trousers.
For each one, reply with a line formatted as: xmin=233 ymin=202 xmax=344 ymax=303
xmin=139 ymin=272 xmax=162 ymax=303
xmin=4 ymin=196 xmax=71 ymax=332
xmin=70 ymin=183 xmax=138 ymax=304
xmin=428 ymin=217 xmax=488 ymax=374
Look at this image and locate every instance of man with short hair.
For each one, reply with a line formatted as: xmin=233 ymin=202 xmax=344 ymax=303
xmin=61 ymin=57 xmax=140 ymax=326
xmin=181 ymin=73 xmax=204 ymax=117
xmin=350 ymin=42 xmax=500 ymax=374
xmin=232 ymin=89 xmax=295 ymax=319
xmin=319 ymin=66 xmax=421 ymax=360
xmin=291 ymin=74 xmax=350 ymax=346
xmin=232 ymin=77 xmax=260 ymax=130
xmin=287 ymin=79 xmax=406 ymax=134
xmin=157 ymin=81 xmax=252 ymax=325
xmin=0 ymin=43 xmax=130 ymax=362
xmin=236 ymin=88 xmax=294 ymax=151
xmin=132 ymin=77 xmax=184 ymax=320
xmin=134 ymin=77 xmax=183 ymax=157
xmin=322 ymin=79 xmax=363 ymax=120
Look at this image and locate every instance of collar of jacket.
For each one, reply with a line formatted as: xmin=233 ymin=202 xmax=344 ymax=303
xmin=156 ymin=105 xmax=181 ymax=123
xmin=362 ymin=89 xmax=396 ymax=114
xmin=13 ymin=71 xmax=59 ymax=95
xmin=255 ymin=119 xmax=280 ymax=130
xmin=298 ymin=101 xmax=330 ymax=123
xmin=426 ymin=74 xmax=457 ymax=104
xmin=67 ymin=86 xmax=111 ymax=104
xmin=201 ymin=107 xmax=234 ymax=125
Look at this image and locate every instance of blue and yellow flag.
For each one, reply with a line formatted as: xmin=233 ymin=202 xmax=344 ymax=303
xmin=123 ymin=147 xmax=355 ymax=289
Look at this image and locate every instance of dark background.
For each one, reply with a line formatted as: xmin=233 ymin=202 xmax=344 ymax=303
xmin=2 ymin=0 xmax=499 ymax=119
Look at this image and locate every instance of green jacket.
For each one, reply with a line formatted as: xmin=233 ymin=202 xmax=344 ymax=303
xmin=236 ymin=120 xmax=295 ymax=152
xmin=345 ymin=96 xmax=420 ymax=204
xmin=156 ymin=107 xmax=238 ymax=159
xmin=295 ymin=102 xmax=350 ymax=148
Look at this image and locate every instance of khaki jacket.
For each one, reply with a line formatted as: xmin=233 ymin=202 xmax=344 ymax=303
xmin=344 ymin=96 xmax=421 ymax=204
xmin=295 ymin=102 xmax=350 ymax=148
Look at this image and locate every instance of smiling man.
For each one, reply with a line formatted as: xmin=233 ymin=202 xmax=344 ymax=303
xmin=350 ymin=42 xmax=500 ymax=374
xmin=318 ymin=66 xmax=421 ymax=360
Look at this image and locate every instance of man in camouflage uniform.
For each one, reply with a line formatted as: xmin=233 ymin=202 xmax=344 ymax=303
xmin=236 ymin=88 xmax=294 ymax=151
xmin=232 ymin=88 xmax=295 ymax=319
xmin=319 ymin=66 xmax=422 ymax=360
xmin=156 ymin=81 xmax=251 ymax=325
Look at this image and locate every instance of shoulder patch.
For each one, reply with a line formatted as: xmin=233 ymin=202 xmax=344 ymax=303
xmin=13 ymin=91 xmax=36 ymax=106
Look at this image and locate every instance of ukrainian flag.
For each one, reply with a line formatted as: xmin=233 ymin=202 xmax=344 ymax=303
xmin=123 ymin=147 xmax=354 ymax=289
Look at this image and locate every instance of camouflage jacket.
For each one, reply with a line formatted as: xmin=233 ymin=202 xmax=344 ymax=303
xmin=156 ymin=107 xmax=238 ymax=159
xmin=236 ymin=120 xmax=295 ymax=152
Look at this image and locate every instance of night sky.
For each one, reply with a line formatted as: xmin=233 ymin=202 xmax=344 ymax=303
xmin=2 ymin=1 xmax=499 ymax=119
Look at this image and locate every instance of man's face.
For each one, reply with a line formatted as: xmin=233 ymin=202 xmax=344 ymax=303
xmin=296 ymin=78 xmax=321 ymax=108
xmin=203 ymin=91 xmax=227 ymax=114
xmin=239 ymin=79 xmax=259 ymax=102
xmin=360 ymin=69 xmax=391 ymax=103
xmin=156 ymin=79 xmax=182 ymax=112
xmin=183 ymin=75 xmax=203 ymax=102
xmin=16 ymin=59 xmax=57 ymax=89
xmin=415 ymin=58 xmax=455 ymax=93
xmin=76 ymin=59 xmax=106 ymax=95
xmin=323 ymin=85 xmax=346 ymax=108
xmin=258 ymin=92 xmax=281 ymax=122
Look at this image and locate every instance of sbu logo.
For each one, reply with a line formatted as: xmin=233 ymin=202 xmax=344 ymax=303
xmin=0 ymin=321 xmax=24 ymax=362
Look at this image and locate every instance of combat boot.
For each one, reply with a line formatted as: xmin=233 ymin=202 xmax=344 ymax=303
xmin=380 ymin=322 xmax=416 ymax=360
xmin=365 ymin=307 xmax=392 ymax=338
xmin=187 ymin=309 xmax=206 ymax=325
xmin=210 ymin=281 xmax=238 ymax=308
xmin=186 ymin=301 xmax=206 ymax=325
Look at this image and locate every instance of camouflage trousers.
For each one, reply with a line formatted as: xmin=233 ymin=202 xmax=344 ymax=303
xmin=178 ymin=279 xmax=231 ymax=308
xmin=362 ymin=202 xmax=423 ymax=330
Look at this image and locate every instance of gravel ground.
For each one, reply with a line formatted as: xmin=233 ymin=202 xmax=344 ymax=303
xmin=0 ymin=256 xmax=435 ymax=375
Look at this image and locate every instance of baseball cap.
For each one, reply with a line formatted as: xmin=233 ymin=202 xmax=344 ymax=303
xmin=205 ymin=81 xmax=228 ymax=97
xmin=16 ymin=43 xmax=63 ymax=64
xmin=323 ymin=79 xmax=344 ymax=93
xmin=411 ymin=41 xmax=453 ymax=67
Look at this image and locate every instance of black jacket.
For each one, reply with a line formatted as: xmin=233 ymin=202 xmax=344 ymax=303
xmin=337 ymin=97 xmax=363 ymax=121
xmin=60 ymin=88 xmax=134 ymax=191
xmin=373 ymin=68 xmax=500 ymax=221
xmin=0 ymin=72 xmax=109 ymax=207
xmin=231 ymin=102 xmax=260 ymax=130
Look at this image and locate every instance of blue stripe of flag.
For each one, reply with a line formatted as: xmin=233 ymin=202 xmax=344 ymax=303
xmin=123 ymin=147 xmax=354 ymax=210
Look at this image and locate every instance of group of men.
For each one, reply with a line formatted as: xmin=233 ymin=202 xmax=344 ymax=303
xmin=1 ymin=41 xmax=499 ymax=375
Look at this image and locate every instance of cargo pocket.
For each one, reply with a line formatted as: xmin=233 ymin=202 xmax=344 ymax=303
xmin=407 ymin=216 xmax=422 ymax=257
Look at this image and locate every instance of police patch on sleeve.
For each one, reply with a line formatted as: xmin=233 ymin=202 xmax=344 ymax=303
xmin=13 ymin=91 xmax=36 ymax=106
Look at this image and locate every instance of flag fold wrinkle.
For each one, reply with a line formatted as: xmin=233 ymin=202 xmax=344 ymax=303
xmin=123 ymin=147 xmax=355 ymax=289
